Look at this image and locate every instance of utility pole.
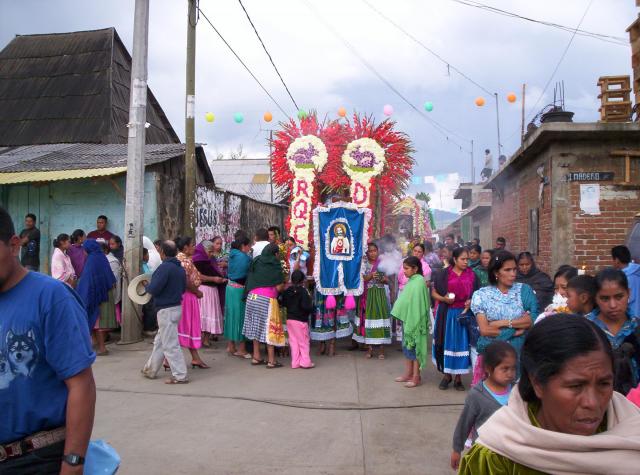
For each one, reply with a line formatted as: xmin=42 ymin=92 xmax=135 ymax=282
xmin=269 ymin=130 xmax=274 ymax=203
xmin=121 ymin=0 xmax=149 ymax=344
xmin=470 ymin=139 xmax=475 ymax=184
xmin=521 ymin=83 xmax=526 ymax=145
xmin=183 ymin=0 xmax=197 ymax=236
xmin=494 ymin=92 xmax=502 ymax=157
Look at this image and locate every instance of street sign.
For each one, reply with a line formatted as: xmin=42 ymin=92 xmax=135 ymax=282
xmin=565 ymin=172 xmax=614 ymax=182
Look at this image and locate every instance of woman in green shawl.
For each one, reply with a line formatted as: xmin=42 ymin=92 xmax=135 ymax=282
xmin=242 ymin=244 xmax=286 ymax=368
xmin=391 ymin=256 xmax=431 ymax=388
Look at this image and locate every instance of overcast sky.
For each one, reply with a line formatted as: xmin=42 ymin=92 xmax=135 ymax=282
xmin=1 ymin=0 xmax=637 ymax=209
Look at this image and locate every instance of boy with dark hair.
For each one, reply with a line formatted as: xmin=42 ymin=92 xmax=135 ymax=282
xmin=612 ymin=245 xmax=640 ymax=317
xmin=87 ymin=215 xmax=114 ymax=241
xmin=19 ymin=213 xmax=40 ymax=271
xmin=267 ymin=226 xmax=281 ymax=244
xmin=252 ymin=228 xmax=270 ymax=258
xmin=566 ymin=275 xmax=597 ymax=317
xmin=495 ymin=237 xmax=506 ymax=250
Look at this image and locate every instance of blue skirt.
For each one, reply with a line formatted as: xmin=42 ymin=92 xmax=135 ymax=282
xmin=443 ymin=307 xmax=470 ymax=374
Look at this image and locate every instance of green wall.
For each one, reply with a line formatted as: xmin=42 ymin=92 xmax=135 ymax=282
xmin=0 ymin=172 xmax=158 ymax=272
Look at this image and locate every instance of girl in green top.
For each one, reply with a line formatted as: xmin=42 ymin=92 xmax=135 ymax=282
xmin=391 ymin=256 xmax=430 ymax=388
xmin=473 ymin=249 xmax=492 ymax=288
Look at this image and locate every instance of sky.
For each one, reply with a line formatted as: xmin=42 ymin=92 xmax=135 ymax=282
xmin=1 ymin=0 xmax=637 ymax=211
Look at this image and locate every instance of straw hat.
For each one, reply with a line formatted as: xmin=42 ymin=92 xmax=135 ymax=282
xmin=127 ymin=273 xmax=153 ymax=305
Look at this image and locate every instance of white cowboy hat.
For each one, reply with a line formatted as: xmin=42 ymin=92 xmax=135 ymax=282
xmin=127 ymin=273 xmax=153 ymax=305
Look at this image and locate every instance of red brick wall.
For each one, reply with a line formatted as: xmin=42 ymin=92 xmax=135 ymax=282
xmin=491 ymin=156 xmax=553 ymax=273
xmin=571 ymin=183 xmax=640 ymax=273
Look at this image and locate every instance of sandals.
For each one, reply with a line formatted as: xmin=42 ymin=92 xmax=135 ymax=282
xmin=454 ymin=380 xmax=465 ymax=391
xmin=394 ymin=375 xmax=411 ymax=383
xmin=439 ymin=377 xmax=452 ymax=390
xmin=377 ymin=354 xmax=385 ymax=360
xmin=165 ymin=377 xmax=189 ymax=385
xmin=266 ymin=361 xmax=283 ymax=369
xmin=302 ymin=363 xmax=315 ymax=369
xmin=251 ymin=359 xmax=266 ymax=366
xmin=405 ymin=378 xmax=421 ymax=389
xmin=234 ymin=352 xmax=252 ymax=359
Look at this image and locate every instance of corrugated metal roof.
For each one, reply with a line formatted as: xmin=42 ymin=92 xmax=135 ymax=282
xmin=0 ymin=166 xmax=127 ymax=184
xmin=0 ymin=28 xmax=179 ymax=146
xmin=208 ymin=158 xmax=285 ymax=202
xmin=0 ymin=143 xmax=215 ymax=185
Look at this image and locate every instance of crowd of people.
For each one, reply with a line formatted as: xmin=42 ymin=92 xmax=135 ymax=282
xmin=3 ymin=206 xmax=640 ymax=473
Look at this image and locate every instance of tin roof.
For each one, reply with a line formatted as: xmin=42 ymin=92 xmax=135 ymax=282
xmin=208 ymin=158 xmax=285 ymax=203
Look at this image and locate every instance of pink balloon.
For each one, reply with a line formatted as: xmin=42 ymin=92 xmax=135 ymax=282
xmin=383 ymin=104 xmax=394 ymax=116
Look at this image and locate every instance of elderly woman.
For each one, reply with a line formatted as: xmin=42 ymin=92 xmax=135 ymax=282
xmin=192 ymin=241 xmax=227 ymax=347
xmin=516 ymin=252 xmax=554 ymax=311
xmin=459 ymin=315 xmax=640 ymax=474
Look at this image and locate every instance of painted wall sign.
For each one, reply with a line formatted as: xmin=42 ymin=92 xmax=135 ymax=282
xmin=565 ymin=172 xmax=614 ymax=182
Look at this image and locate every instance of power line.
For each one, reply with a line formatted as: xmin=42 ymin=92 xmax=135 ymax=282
xmin=512 ymin=0 xmax=595 ymax=141
xmin=197 ymin=6 xmax=290 ymax=118
xmin=361 ymin=0 xmax=494 ymax=96
xmin=449 ymin=0 xmax=628 ymax=46
xmin=236 ymin=0 xmax=300 ymax=110
xmin=303 ymin=0 xmax=471 ymax=153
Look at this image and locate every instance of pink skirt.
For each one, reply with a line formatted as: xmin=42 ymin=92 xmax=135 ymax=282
xmin=199 ymin=285 xmax=223 ymax=334
xmin=178 ymin=292 xmax=202 ymax=349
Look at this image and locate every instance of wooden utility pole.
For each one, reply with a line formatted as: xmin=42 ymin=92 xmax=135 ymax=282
xmin=521 ymin=83 xmax=526 ymax=144
xmin=470 ymin=139 xmax=475 ymax=184
xmin=493 ymin=93 xmax=502 ymax=157
xmin=121 ymin=0 xmax=149 ymax=344
xmin=183 ymin=0 xmax=197 ymax=236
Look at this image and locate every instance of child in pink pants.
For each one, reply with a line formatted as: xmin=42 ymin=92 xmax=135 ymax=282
xmin=280 ymin=270 xmax=315 ymax=369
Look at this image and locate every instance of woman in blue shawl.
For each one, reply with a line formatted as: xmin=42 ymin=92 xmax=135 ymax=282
xmin=76 ymin=239 xmax=116 ymax=332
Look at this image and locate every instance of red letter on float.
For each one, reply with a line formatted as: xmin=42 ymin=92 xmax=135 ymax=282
xmin=352 ymin=182 xmax=368 ymax=206
xmin=293 ymin=198 xmax=309 ymax=219
xmin=296 ymin=179 xmax=310 ymax=198
xmin=292 ymin=223 xmax=307 ymax=243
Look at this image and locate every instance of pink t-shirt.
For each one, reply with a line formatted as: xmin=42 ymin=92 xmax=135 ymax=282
xmin=51 ymin=247 xmax=76 ymax=284
xmin=249 ymin=286 xmax=278 ymax=299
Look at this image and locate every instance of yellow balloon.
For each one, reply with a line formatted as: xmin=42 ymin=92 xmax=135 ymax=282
xmin=263 ymin=111 xmax=273 ymax=122
xmin=205 ymin=112 xmax=215 ymax=123
xmin=475 ymin=97 xmax=485 ymax=107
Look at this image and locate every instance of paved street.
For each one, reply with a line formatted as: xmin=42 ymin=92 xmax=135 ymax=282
xmin=92 ymin=338 xmax=468 ymax=475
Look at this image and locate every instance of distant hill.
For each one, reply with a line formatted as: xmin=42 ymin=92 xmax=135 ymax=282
xmin=432 ymin=208 xmax=460 ymax=230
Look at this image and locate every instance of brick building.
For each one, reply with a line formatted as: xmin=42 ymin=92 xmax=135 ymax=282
xmin=485 ymin=122 xmax=640 ymax=274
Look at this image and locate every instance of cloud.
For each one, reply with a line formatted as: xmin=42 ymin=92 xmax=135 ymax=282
xmin=0 ymin=0 xmax=636 ymax=180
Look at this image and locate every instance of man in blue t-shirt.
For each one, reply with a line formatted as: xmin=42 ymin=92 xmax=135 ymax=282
xmin=0 ymin=207 xmax=96 ymax=474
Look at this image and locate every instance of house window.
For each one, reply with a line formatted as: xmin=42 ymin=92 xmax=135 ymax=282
xmin=529 ymin=208 xmax=539 ymax=256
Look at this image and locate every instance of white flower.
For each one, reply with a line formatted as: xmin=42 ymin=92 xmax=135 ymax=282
xmin=286 ymin=135 xmax=328 ymax=174
xmin=341 ymin=138 xmax=386 ymax=179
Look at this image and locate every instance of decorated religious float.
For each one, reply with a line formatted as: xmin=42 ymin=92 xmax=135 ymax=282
xmin=270 ymin=112 xmax=413 ymax=341
xmin=385 ymin=195 xmax=435 ymax=255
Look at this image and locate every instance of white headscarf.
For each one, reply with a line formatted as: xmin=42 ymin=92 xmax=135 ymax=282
xmin=143 ymin=236 xmax=162 ymax=272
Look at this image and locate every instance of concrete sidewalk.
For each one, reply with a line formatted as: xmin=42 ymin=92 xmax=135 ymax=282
xmin=92 ymin=339 xmax=469 ymax=474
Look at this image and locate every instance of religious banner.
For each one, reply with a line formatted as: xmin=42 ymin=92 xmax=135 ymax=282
xmin=286 ymin=135 xmax=327 ymax=248
xmin=313 ymin=202 xmax=371 ymax=296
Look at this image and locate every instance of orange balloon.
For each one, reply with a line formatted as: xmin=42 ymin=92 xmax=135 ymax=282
xmin=475 ymin=97 xmax=485 ymax=107
xmin=507 ymin=93 xmax=517 ymax=103
xmin=338 ymin=107 xmax=347 ymax=118
xmin=263 ymin=111 xmax=273 ymax=122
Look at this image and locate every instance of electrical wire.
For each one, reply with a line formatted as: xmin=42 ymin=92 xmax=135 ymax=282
xmin=361 ymin=0 xmax=494 ymax=96
xmin=97 ymin=386 xmax=465 ymax=411
xmin=303 ymin=0 xmax=471 ymax=153
xmin=448 ymin=0 xmax=628 ymax=46
xmin=197 ymin=6 xmax=291 ymax=118
xmin=236 ymin=0 xmax=300 ymax=111
xmin=505 ymin=0 xmax=595 ymax=145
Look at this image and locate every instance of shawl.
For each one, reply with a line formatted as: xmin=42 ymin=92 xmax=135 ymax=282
xmin=228 ymin=248 xmax=251 ymax=282
xmin=244 ymin=244 xmax=284 ymax=297
xmin=177 ymin=252 xmax=201 ymax=287
xmin=397 ymin=257 xmax=431 ymax=290
xmin=76 ymin=239 xmax=116 ymax=329
xmin=142 ymin=236 xmax=162 ymax=271
xmin=391 ymin=274 xmax=430 ymax=368
xmin=516 ymin=266 xmax=554 ymax=310
xmin=67 ymin=243 xmax=86 ymax=277
xmin=192 ymin=243 xmax=210 ymax=263
xmin=476 ymin=386 xmax=640 ymax=475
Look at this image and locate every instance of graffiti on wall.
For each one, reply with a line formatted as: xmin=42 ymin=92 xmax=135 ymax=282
xmin=195 ymin=187 xmax=243 ymax=246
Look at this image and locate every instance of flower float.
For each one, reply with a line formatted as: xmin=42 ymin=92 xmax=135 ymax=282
xmin=342 ymin=138 xmax=386 ymax=208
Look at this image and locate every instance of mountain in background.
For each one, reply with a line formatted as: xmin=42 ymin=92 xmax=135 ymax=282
xmin=431 ymin=208 xmax=460 ymax=230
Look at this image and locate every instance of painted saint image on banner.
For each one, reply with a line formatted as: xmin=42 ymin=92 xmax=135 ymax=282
xmin=330 ymin=223 xmax=351 ymax=255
